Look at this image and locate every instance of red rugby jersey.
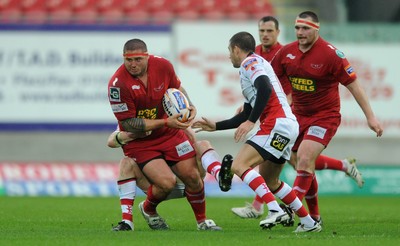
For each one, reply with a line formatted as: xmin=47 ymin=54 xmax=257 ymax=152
xmin=108 ymin=55 xmax=181 ymax=142
xmin=255 ymin=42 xmax=283 ymax=62
xmin=271 ymin=37 xmax=356 ymax=116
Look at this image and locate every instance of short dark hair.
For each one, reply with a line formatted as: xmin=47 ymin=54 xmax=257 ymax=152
xmin=298 ymin=11 xmax=319 ymax=23
xmin=123 ymin=39 xmax=147 ymax=53
xmin=229 ymin=32 xmax=256 ymax=53
xmin=259 ymin=16 xmax=279 ymax=30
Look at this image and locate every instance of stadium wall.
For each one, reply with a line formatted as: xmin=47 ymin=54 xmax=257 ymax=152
xmin=0 ymin=22 xmax=398 ymax=160
xmin=0 ymin=22 xmax=399 ymax=196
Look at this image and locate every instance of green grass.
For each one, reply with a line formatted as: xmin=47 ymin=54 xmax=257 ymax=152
xmin=0 ymin=196 xmax=399 ymax=246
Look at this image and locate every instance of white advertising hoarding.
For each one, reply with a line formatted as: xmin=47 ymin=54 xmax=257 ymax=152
xmin=0 ymin=30 xmax=171 ymax=123
xmin=0 ymin=24 xmax=398 ymax=137
xmin=336 ymin=44 xmax=398 ymax=137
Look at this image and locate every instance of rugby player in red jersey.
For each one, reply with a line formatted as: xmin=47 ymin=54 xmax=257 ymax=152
xmin=271 ymin=11 xmax=383 ymax=226
xmin=107 ymin=39 xmax=221 ymax=231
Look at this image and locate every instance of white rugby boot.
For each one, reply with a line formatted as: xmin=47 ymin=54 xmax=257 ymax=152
xmin=197 ymin=219 xmax=222 ymax=231
xmin=231 ymin=202 xmax=264 ymax=219
xmin=139 ymin=201 xmax=169 ymax=230
xmin=344 ymin=158 xmax=364 ymax=188
xmin=259 ymin=210 xmax=290 ymax=229
xmin=294 ymin=221 xmax=322 ymax=233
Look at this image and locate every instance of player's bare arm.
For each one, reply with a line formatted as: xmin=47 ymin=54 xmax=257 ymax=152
xmin=121 ymin=115 xmax=191 ymax=132
xmin=120 ymin=118 xmax=147 ymax=132
xmin=193 ymin=103 xmax=251 ymax=134
xmin=107 ymin=131 xmax=134 ymax=148
xmin=192 ymin=117 xmax=217 ymax=132
xmin=346 ymin=79 xmax=383 ymax=137
xmin=107 ymin=130 xmax=151 ymax=148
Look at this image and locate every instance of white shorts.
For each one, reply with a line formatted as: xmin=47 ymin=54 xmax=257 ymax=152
xmin=248 ymin=117 xmax=299 ymax=161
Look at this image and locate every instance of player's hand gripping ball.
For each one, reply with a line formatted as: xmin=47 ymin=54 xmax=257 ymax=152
xmin=162 ymin=88 xmax=191 ymax=122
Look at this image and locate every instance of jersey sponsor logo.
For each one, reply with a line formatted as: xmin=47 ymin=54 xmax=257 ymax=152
xmin=286 ymin=54 xmax=296 ymax=59
xmin=243 ymin=58 xmax=258 ymax=70
xmin=289 ymin=77 xmax=316 ymax=92
xmin=307 ymin=126 xmax=327 ymax=139
xmin=111 ymin=103 xmax=128 ymax=113
xmin=137 ymin=107 xmax=158 ymax=119
xmin=175 ymin=140 xmax=194 ymax=157
xmin=132 ymin=85 xmax=140 ymax=90
xmin=345 ymin=64 xmax=356 ymax=77
xmin=335 ymin=49 xmax=346 ymax=58
xmin=270 ymin=133 xmax=290 ymax=151
xmin=109 ymin=87 xmax=121 ymax=102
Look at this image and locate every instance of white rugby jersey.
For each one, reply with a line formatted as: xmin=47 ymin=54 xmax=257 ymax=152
xmin=239 ymin=53 xmax=296 ymax=122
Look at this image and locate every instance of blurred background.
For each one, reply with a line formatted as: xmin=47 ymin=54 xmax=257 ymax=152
xmin=0 ymin=0 xmax=399 ymax=197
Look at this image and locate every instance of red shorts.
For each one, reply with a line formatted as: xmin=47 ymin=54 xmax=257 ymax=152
xmin=292 ymin=113 xmax=341 ymax=152
xmin=122 ymin=129 xmax=196 ymax=165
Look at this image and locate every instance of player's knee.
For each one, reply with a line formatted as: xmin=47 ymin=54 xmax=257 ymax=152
xmin=119 ymin=157 xmax=136 ymax=177
xmin=156 ymin=176 xmax=177 ymax=193
xmin=296 ymin=155 xmax=314 ymax=171
xmin=296 ymin=154 xmax=309 ymax=164
xmin=194 ymin=140 xmax=212 ymax=156
xmin=181 ymin=172 xmax=203 ymax=191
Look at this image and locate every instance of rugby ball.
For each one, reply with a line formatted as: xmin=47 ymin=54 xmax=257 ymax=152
xmin=162 ymin=88 xmax=191 ymax=122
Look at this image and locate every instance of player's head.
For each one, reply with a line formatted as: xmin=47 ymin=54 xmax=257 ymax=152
xmin=229 ymin=31 xmax=256 ymax=68
xmin=295 ymin=11 xmax=320 ymax=48
xmin=123 ymin=39 xmax=149 ymax=77
xmin=258 ymin=16 xmax=280 ymax=50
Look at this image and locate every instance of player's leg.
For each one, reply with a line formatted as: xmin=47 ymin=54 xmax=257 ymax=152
xmin=136 ymin=161 xmax=184 ymax=201
xmin=260 ymin=160 xmax=320 ymax=231
xmin=231 ymin=150 xmax=293 ymax=219
xmin=113 ymin=155 xmax=186 ymax=231
xmin=196 ymin=140 xmax=222 ymax=182
xmin=315 ymin=155 xmax=364 ymax=187
xmin=289 ymin=152 xmax=340 ymax=221
xmin=230 ymin=163 xmax=264 ymax=219
xmin=293 ymin=140 xmax=323 ymax=200
xmin=139 ymin=158 xmax=177 ymax=230
xmin=165 ymin=139 xmax=215 ymax=200
xmin=112 ymin=157 xmax=144 ymax=231
xmin=293 ymin=140 xmax=324 ymax=223
xmin=193 ymin=140 xmax=214 ymax=179
xmin=173 ymin=157 xmax=222 ymax=231
xmin=291 ymin=152 xmax=322 ymax=224
xmin=287 ymin=151 xmax=364 ymax=190
xmin=304 ymin=173 xmax=321 ymax=223
xmin=315 ymin=155 xmax=344 ymax=170
xmin=227 ymin=144 xmax=290 ymax=229
xmin=194 ymin=139 xmax=238 ymax=193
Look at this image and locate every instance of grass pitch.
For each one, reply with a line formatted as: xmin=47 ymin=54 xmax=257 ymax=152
xmin=0 ymin=196 xmax=399 ymax=246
